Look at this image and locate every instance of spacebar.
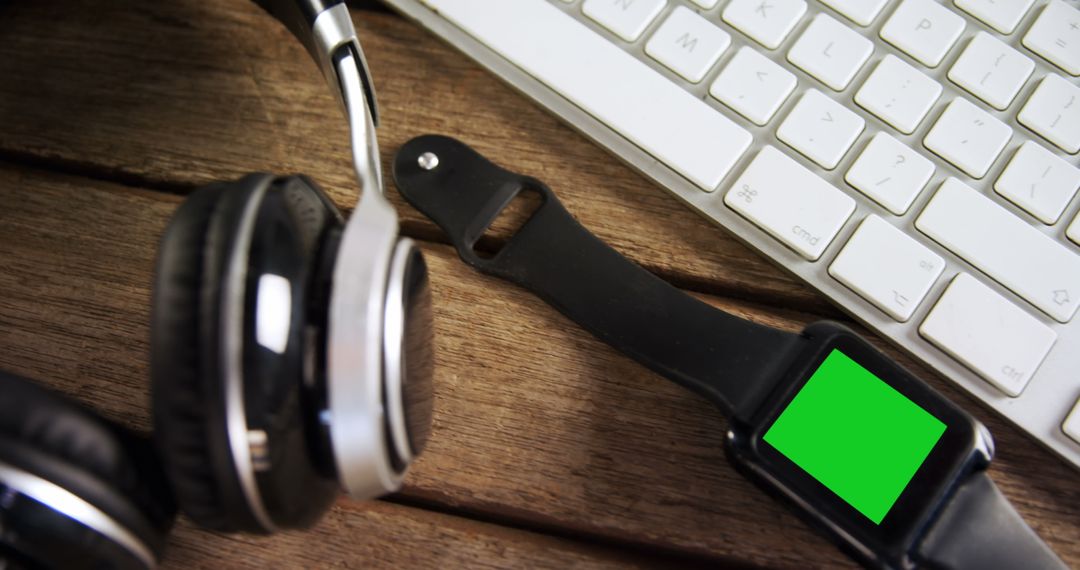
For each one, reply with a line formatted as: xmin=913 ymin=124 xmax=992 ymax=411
xmin=420 ymin=0 xmax=752 ymax=191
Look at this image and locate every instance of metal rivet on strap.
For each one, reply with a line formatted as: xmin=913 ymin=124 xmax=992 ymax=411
xmin=418 ymin=152 xmax=439 ymax=171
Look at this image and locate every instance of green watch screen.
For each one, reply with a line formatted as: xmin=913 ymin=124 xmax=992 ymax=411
xmin=762 ymin=350 xmax=946 ymax=524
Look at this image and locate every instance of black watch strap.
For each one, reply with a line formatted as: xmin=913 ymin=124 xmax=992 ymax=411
xmin=918 ymin=472 xmax=1065 ymax=570
xmin=393 ymin=135 xmax=804 ymax=420
xmin=394 ymin=135 xmax=1065 ymax=569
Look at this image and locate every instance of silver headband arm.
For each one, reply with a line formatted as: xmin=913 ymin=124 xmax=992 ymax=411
xmin=310 ymin=4 xmax=387 ymax=204
xmin=253 ymin=1 xmax=385 ymax=203
xmin=336 ymin=47 xmax=386 ymax=204
xmin=310 ymin=4 xmax=379 ymax=126
xmin=252 ymin=0 xmax=379 ymax=126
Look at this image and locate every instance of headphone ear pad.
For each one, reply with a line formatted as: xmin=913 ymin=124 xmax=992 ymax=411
xmin=150 ymin=177 xmax=267 ymax=532
xmin=0 ymin=371 xmax=175 ymax=567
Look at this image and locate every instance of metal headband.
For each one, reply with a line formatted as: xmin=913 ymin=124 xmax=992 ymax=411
xmin=310 ymin=4 xmax=386 ymax=205
xmin=255 ymin=0 xmax=385 ymax=202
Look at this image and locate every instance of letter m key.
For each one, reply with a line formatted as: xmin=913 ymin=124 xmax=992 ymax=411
xmin=675 ymin=32 xmax=698 ymax=52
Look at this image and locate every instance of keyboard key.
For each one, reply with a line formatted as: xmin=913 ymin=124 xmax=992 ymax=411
xmin=948 ymin=32 xmax=1034 ymax=110
xmin=920 ymin=273 xmax=1056 ymax=397
xmin=818 ymin=0 xmax=889 ymax=27
xmin=1018 ymin=74 xmax=1080 ymax=154
xmin=710 ymin=46 xmax=797 ymax=125
xmin=423 ymin=0 xmax=752 ymax=191
xmin=787 ymin=13 xmax=873 ymax=91
xmin=722 ymin=0 xmax=806 ymax=50
xmin=916 ymin=178 xmax=1080 ymax=322
xmin=646 ymin=6 xmax=731 ymax=83
xmin=924 ymin=98 xmax=1011 ymax=179
xmin=1022 ymin=0 xmax=1080 ymax=76
xmin=689 ymin=0 xmax=719 ymax=8
xmin=1065 ymin=397 xmax=1080 ymax=445
xmin=725 ymin=146 xmax=855 ymax=260
xmin=855 ymin=54 xmax=942 ymax=134
xmin=954 ymin=0 xmax=1035 ymax=35
xmin=830 ymin=215 xmax=946 ymax=321
xmin=846 ymin=132 xmax=936 ymax=215
xmin=881 ymin=0 xmax=966 ymax=68
xmin=583 ymin=0 xmax=667 ymax=42
xmin=995 ymin=141 xmax=1080 ymax=224
xmin=1070 ymin=214 xmax=1080 ymax=246
xmin=777 ymin=89 xmax=865 ymax=169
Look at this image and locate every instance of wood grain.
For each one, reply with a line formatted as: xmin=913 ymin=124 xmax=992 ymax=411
xmin=2 ymin=166 xmax=1077 ymax=568
xmin=0 ymin=0 xmax=831 ymax=314
xmin=162 ymin=499 xmax=661 ymax=570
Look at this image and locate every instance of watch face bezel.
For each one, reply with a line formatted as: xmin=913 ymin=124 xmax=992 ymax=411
xmin=727 ymin=326 xmax=990 ymax=568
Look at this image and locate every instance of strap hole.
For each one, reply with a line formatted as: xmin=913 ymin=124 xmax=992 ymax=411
xmin=473 ymin=188 xmax=544 ymax=260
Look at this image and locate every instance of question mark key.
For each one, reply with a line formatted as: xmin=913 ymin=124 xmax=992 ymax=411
xmin=846 ymin=133 xmax=936 ymax=215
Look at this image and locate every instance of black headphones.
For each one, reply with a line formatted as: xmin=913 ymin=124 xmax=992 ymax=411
xmin=0 ymin=1 xmax=435 ymax=567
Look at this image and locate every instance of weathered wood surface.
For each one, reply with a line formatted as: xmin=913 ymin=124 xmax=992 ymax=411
xmin=0 ymin=0 xmax=1077 ymax=568
xmin=0 ymin=0 xmax=832 ymax=314
xmin=164 ymin=500 xmax=657 ymax=570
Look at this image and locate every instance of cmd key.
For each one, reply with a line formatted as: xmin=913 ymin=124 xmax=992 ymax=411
xmin=725 ymin=146 xmax=855 ymax=261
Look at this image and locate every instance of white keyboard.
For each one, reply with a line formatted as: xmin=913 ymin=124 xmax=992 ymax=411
xmin=383 ymin=0 xmax=1080 ymax=470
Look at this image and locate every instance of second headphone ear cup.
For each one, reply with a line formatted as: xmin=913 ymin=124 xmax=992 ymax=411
xmin=150 ymin=176 xmax=270 ymax=532
xmin=0 ymin=371 xmax=175 ymax=568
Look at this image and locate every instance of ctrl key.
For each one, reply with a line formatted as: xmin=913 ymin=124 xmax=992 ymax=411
xmin=920 ymin=273 xmax=1056 ymax=397
xmin=724 ymin=146 xmax=855 ymax=261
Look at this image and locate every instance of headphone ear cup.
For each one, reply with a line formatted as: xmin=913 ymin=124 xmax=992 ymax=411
xmin=151 ymin=174 xmax=343 ymax=534
xmin=0 ymin=371 xmax=175 ymax=569
xmin=150 ymin=176 xmax=267 ymax=532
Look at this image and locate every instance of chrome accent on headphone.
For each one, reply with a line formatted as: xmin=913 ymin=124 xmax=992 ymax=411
xmin=338 ymin=47 xmax=385 ymax=205
xmin=325 ymin=49 xmax=404 ymax=497
xmin=398 ymin=249 xmax=434 ymax=457
xmin=383 ymin=239 xmax=417 ymax=466
xmin=0 ymin=461 xmax=156 ymax=569
xmin=293 ymin=1 xmax=423 ymax=498
xmin=248 ymin=430 xmax=272 ymax=472
xmin=222 ymin=183 xmax=278 ymax=532
xmin=311 ymin=3 xmax=379 ymax=127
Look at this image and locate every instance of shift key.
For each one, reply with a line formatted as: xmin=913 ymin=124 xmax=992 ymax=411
xmin=916 ymin=178 xmax=1080 ymax=322
xmin=725 ymin=146 xmax=855 ymax=260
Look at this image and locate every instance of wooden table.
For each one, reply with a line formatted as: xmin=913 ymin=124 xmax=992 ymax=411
xmin=0 ymin=1 xmax=1076 ymax=568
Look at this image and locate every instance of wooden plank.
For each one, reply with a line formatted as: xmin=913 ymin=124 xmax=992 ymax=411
xmin=2 ymin=167 xmax=1077 ymax=568
xmin=164 ymin=500 xmax=657 ymax=569
xmin=0 ymin=0 xmax=827 ymax=313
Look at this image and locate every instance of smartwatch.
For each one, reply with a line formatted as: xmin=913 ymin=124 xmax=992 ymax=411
xmin=391 ymin=135 xmax=1066 ymax=570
